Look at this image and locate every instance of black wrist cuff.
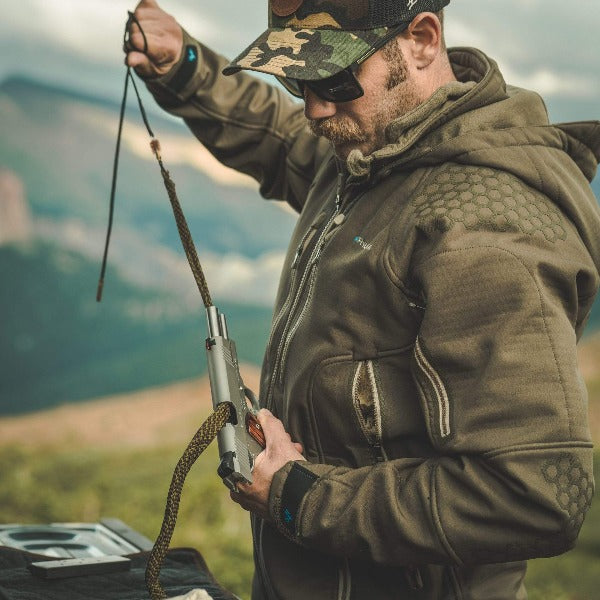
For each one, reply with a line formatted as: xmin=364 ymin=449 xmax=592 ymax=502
xmin=280 ymin=462 xmax=318 ymax=536
xmin=166 ymin=44 xmax=199 ymax=94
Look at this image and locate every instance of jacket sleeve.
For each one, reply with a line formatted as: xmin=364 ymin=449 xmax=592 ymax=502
xmin=267 ymin=174 xmax=597 ymax=566
xmin=145 ymin=30 xmax=331 ymax=212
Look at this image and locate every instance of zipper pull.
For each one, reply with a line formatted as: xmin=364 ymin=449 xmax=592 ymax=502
xmin=291 ymin=212 xmax=328 ymax=269
xmin=332 ymin=213 xmax=346 ymax=226
xmin=291 ymin=245 xmax=303 ymax=269
xmin=408 ymin=300 xmax=426 ymax=311
xmin=335 ymin=168 xmax=344 ymax=209
xmin=405 ymin=566 xmax=424 ymax=590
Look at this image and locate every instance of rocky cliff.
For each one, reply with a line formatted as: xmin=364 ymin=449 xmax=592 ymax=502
xmin=0 ymin=168 xmax=32 ymax=245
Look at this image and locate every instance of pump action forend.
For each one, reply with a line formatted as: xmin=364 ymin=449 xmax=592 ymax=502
xmin=205 ymin=305 xmax=266 ymax=491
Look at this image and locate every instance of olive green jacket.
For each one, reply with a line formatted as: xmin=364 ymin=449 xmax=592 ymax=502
xmin=148 ymin=36 xmax=600 ymax=600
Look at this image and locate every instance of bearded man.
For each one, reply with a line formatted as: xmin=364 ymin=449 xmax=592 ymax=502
xmin=125 ymin=1 xmax=600 ymax=598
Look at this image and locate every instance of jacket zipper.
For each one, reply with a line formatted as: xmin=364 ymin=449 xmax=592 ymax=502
xmin=256 ymin=172 xmax=346 ymax=599
xmin=265 ymin=225 xmax=315 ymax=353
xmin=337 ymin=559 xmax=352 ymax=600
xmin=265 ymin=170 xmax=345 ymax=409
xmin=275 ymin=175 xmax=372 ymax=389
xmin=278 ymin=264 xmax=319 ymax=383
xmin=414 ymin=337 xmax=451 ymax=439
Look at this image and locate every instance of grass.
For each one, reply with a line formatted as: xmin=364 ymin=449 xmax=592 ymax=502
xmin=0 ymin=442 xmax=598 ymax=598
xmin=0 ymin=443 xmax=253 ymax=598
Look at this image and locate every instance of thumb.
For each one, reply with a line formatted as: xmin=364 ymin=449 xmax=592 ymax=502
xmin=136 ymin=0 xmax=160 ymax=7
xmin=126 ymin=51 xmax=156 ymax=79
xmin=257 ymin=409 xmax=286 ymax=441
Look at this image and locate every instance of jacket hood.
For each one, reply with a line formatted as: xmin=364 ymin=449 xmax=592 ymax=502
xmin=347 ymin=46 xmax=600 ymax=273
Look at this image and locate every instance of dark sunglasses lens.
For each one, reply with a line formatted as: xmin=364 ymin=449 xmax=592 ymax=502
xmin=306 ymin=69 xmax=363 ymax=103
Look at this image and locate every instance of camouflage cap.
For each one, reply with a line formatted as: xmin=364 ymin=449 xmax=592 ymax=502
xmin=223 ymin=0 xmax=450 ymax=81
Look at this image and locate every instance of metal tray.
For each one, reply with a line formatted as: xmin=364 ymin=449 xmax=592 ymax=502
xmin=0 ymin=518 xmax=153 ymax=558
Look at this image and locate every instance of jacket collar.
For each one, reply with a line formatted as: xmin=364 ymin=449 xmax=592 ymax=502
xmin=346 ymin=47 xmax=519 ymax=179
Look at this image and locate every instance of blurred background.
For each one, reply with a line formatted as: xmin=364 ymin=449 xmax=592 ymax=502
xmin=0 ymin=1 xmax=598 ymax=598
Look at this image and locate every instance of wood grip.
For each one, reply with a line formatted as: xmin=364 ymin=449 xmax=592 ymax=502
xmin=246 ymin=414 xmax=266 ymax=448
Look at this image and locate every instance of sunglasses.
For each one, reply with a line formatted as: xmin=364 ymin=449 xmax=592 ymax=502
xmin=277 ymin=65 xmax=364 ymax=103
xmin=276 ymin=25 xmax=406 ymax=103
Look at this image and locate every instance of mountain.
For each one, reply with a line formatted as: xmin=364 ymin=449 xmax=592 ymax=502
xmin=0 ymin=367 xmax=261 ymax=449
xmin=0 ymin=75 xmax=295 ymax=415
xmin=0 ymin=75 xmax=297 ymax=259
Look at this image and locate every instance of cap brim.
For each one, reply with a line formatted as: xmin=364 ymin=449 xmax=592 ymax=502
xmin=222 ymin=26 xmax=398 ymax=81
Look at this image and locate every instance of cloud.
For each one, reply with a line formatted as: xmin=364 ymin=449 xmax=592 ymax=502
xmin=0 ymin=0 xmax=255 ymax=67
xmin=500 ymin=67 xmax=596 ymax=99
xmin=446 ymin=0 xmax=600 ymax=100
xmin=66 ymin=101 xmax=259 ymax=189
xmin=35 ymin=216 xmax=284 ymax=308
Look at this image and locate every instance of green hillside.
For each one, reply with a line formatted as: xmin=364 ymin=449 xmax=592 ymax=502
xmin=0 ymin=242 xmax=272 ymax=415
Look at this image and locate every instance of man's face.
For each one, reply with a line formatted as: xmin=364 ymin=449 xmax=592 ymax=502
xmin=305 ymin=39 xmax=421 ymax=160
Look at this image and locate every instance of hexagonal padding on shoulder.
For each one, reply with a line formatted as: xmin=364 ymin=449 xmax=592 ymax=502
xmin=412 ymin=166 xmax=568 ymax=243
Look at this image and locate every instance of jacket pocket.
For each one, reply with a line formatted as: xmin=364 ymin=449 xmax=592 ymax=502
xmin=352 ymin=360 xmax=388 ymax=462
xmin=309 ymin=347 xmax=427 ymax=467
xmin=308 ymin=356 xmax=377 ymax=467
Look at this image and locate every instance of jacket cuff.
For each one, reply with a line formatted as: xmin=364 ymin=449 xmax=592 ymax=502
xmin=145 ymin=29 xmax=205 ymax=103
xmin=269 ymin=461 xmax=335 ymax=542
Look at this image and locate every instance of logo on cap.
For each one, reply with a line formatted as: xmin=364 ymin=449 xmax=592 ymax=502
xmin=271 ymin=0 xmax=304 ymax=17
xmin=407 ymin=0 xmax=419 ymax=9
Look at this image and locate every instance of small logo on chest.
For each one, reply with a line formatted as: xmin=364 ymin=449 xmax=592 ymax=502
xmin=353 ymin=236 xmax=373 ymax=251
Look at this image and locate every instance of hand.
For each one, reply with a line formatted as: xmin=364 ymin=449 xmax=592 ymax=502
xmin=124 ymin=0 xmax=184 ymax=79
xmin=231 ymin=409 xmax=305 ymax=520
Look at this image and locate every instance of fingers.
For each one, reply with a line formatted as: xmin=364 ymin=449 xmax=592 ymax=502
xmin=230 ymin=488 xmax=269 ymax=519
xmin=257 ymin=409 xmax=305 ymax=456
xmin=230 ymin=489 xmax=249 ymax=509
xmin=124 ymin=27 xmax=146 ymax=54
xmin=258 ymin=409 xmax=293 ymax=451
xmin=256 ymin=409 xmax=284 ymax=439
xmin=135 ymin=0 xmax=160 ymax=8
xmin=123 ymin=0 xmax=183 ymax=79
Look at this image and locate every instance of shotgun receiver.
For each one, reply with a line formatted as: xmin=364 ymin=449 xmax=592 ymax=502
xmin=205 ymin=305 xmax=266 ymax=491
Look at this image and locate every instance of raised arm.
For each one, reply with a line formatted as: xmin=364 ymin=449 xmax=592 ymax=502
xmin=124 ymin=0 xmax=331 ymax=211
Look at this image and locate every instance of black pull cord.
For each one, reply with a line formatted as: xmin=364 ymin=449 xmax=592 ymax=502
xmin=97 ymin=12 xmax=152 ymax=302
xmin=96 ymin=66 xmax=129 ymax=302
xmin=125 ymin=10 xmax=154 ymax=137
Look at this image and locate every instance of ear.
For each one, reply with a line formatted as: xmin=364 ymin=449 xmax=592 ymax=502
xmin=404 ymin=12 xmax=443 ymax=69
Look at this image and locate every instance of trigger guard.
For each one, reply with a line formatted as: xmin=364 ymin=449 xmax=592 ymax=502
xmin=244 ymin=387 xmax=260 ymax=412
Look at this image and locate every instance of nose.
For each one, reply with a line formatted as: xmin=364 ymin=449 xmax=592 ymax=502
xmin=303 ymin=87 xmax=337 ymax=120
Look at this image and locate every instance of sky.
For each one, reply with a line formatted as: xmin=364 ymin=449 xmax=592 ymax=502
xmin=0 ymin=0 xmax=599 ymax=124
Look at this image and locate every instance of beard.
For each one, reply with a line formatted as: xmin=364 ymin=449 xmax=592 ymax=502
xmin=307 ymin=47 xmax=420 ymax=157
xmin=308 ymin=40 xmax=420 ymax=157
xmin=308 ymin=114 xmax=368 ymax=146
xmin=307 ymin=79 xmax=420 ymax=157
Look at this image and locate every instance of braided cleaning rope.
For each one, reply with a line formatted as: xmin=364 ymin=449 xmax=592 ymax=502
xmin=103 ymin=21 xmax=227 ymax=595
xmin=145 ymin=402 xmax=232 ymax=600
xmin=150 ymin=139 xmax=213 ymax=308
